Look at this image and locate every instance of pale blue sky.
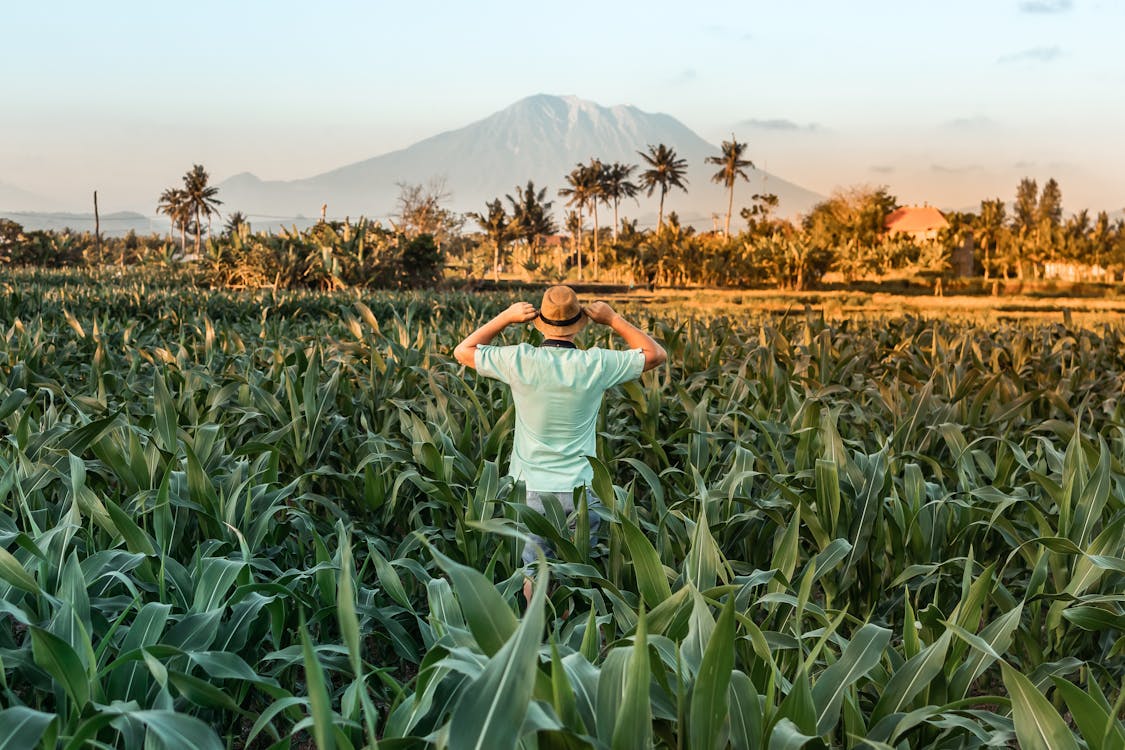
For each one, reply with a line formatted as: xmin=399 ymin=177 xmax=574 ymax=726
xmin=3 ymin=0 xmax=1123 ymax=213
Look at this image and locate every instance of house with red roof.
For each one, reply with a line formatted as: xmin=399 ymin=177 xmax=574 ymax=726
xmin=884 ymin=205 xmax=950 ymax=242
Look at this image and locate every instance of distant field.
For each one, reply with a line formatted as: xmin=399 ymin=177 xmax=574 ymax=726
xmin=591 ymin=285 xmax=1125 ymax=324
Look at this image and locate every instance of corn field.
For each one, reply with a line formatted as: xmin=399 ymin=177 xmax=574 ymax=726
xmin=0 ymin=268 xmax=1122 ymax=749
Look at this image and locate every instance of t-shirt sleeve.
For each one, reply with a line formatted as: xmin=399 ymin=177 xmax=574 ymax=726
xmin=474 ymin=344 xmax=514 ymax=383
xmin=597 ymin=348 xmax=646 ymax=389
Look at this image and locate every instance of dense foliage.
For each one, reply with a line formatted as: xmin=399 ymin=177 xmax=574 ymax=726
xmin=4 ymin=169 xmax=1124 ymax=293
xmin=0 ymin=268 xmax=1122 ymax=749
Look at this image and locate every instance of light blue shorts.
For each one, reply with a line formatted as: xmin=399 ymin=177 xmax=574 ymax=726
xmin=520 ymin=488 xmax=602 ymax=569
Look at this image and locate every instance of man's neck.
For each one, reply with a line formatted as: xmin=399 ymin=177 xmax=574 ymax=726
xmin=541 ymin=337 xmax=578 ymax=349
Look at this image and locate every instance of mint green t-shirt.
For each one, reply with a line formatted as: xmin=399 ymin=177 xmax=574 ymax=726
xmin=475 ymin=343 xmax=645 ymax=492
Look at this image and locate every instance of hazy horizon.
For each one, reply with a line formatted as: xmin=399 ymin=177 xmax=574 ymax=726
xmin=3 ymin=0 xmax=1123 ymax=217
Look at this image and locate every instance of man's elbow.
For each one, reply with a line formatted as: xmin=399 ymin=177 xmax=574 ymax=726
xmin=643 ymin=345 xmax=667 ymax=371
xmin=454 ymin=344 xmax=476 ymax=368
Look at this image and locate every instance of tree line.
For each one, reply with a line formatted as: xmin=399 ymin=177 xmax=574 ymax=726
xmin=1 ymin=151 xmax=1123 ymax=291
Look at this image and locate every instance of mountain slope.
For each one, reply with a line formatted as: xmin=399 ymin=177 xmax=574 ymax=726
xmin=0 ymin=181 xmax=59 ymax=212
xmin=218 ymin=94 xmax=823 ymax=227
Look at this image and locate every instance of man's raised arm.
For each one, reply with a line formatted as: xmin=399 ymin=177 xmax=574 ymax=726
xmin=584 ymin=301 xmax=667 ymax=371
xmin=454 ymin=302 xmax=538 ymax=368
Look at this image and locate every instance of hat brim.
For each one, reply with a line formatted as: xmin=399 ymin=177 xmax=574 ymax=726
xmin=533 ymin=311 xmax=588 ymax=337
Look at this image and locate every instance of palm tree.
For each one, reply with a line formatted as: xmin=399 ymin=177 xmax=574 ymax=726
xmin=558 ymin=165 xmax=599 ymax=280
xmin=602 ymin=162 xmax=639 ymax=243
xmin=586 ymin=159 xmax=608 ymax=278
xmin=469 ymin=199 xmax=512 ymax=280
xmin=975 ymin=199 xmax=1005 ymax=280
xmin=182 ymin=164 xmax=223 ymax=253
xmin=506 ymin=181 xmax=556 ymax=267
xmin=563 ymin=210 xmax=583 ymax=277
xmin=637 ymin=144 xmax=688 ymax=232
xmin=156 ymin=187 xmax=190 ymax=253
xmin=705 ymin=136 xmax=754 ymax=238
xmin=223 ymin=210 xmax=249 ymax=238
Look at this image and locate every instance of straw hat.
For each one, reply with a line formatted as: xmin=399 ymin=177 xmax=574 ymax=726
xmin=534 ymin=285 xmax=588 ymax=337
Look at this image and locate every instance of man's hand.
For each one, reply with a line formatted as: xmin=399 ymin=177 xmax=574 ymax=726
xmin=584 ymin=301 xmax=617 ymax=325
xmin=504 ymin=302 xmax=539 ymax=325
xmin=455 ymin=301 xmax=537 ymax=368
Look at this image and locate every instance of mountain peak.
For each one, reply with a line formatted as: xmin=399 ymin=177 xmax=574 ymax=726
xmin=218 ymin=94 xmax=822 ymax=225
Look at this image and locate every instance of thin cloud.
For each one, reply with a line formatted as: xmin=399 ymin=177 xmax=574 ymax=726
xmin=1018 ymin=0 xmax=1073 ymax=13
xmin=932 ymin=164 xmax=984 ymax=174
xmin=870 ymin=165 xmax=896 ymax=174
xmin=703 ymin=24 xmax=752 ymax=42
xmin=998 ymin=45 xmax=1064 ymax=63
xmin=669 ymin=68 xmax=698 ymax=85
xmin=944 ymin=115 xmax=994 ymax=129
xmin=740 ymin=118 xmax=823 ymax=133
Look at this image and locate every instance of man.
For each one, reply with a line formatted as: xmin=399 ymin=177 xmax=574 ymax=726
xmin=454 ymin=285 xmax=667 ymax=601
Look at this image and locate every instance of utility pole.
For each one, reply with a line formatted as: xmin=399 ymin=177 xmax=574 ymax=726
xmin=93 ymin=190 xmax=102 ymax=257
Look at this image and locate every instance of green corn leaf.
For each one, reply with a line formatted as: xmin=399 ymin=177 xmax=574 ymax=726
xmin=620 ymin=516 xmax=672 ymax=607
xmin=299 ymin=616 xmax=336 ymax=750
xmin=685 ymin=503 xmax=722 ymax=592
xmin=768 ymin=717 xmax=817 ymax=750
xmin=0 ymin=388 xmax=27 ymax=421
xmin=1060 ymin=605 xmax=1125 ymax=633
xmin=129 ymin=710 xmax=224 ymax=750
xmin=550 ymin=639 xmax=581 ymax=730
xmin=169 ymin=670 xmax=246 ymax=713
xmin=770 ymin=509 xmax=801 ymax=592
xmin=429 ymin=546 xmax=517 ymax=657
xmin=448 ymin=562 xmax=548 ymax=750
xmin=1048 ymin=516 xmax=1125 ymax=631
xmin=949 ymin=604 xmax=1023 ymax=700
xmin=611 ymin=603 xmax=652 ymax=750
xmin=689 ymin=596 xmax=736 ymax=750
xmin=104 ymin=497 xmax=156 ymax=556
xmin=191 ymin=557 xmax=245 ymax=613
xmin=588 ymin=455 xmax=617 ymax=513
xmin=840 ymin=447 xmax=888 ymax=591
xmin=153 ymin=369 xmax=178 ymax=453
xmin=778 ymin=668 xmax=817 ymax=737
xmin=872 ymin=628 xmax=952 ymax=721
xmin=728 ymin=670 xmax=762 ymax=750
xmin=30 ymin=626 xmax=90 ymax=710
xmin=648 ymin=585 xmax=692 ymax=638
xmin=579 ymin=606 xmax=600 ymax=662
xmin=0 ymin=546 xmax=39 ymax=595
xmin=1051 ymin=677 xmax=1125 ymax=750
xmin=336 ymin=528 xmax=362 ymax=677
xmin=814 ymin=459 xmax=842 ymax=536
xmin=1002 ymin=663 xmax=1080 ymax=750
xmin=683 ymin=588 xmax=716 ymax=675
xmin=1069 ymin=436 xmax=1111 ymax=547
xmin=811 ymin=623 xmax=892 ymax=735
xmin=0 ymin=706 xmax=57 ymax=749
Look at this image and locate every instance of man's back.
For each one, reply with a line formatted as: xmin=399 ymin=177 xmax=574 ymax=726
xmin=476 ymin=343 xmax=643 ymax=492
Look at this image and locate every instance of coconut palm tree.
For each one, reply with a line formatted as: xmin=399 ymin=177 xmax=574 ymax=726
xmin=637 ymin=144 xmax=688 ymax=232
xmin=182 ymin=164 xmax=223 ymax=253
xmin=558 ymin=164 xmax=599 ymax=280
xmin=602 ymin=162 xmax=639 ymax=242
xmin=470 ymin=199 xmax=513 ymax=280
xmin=506 ymin=180 xmax=556 ymax=267
xmin=223 ymin=211 xmax=249 ymax=238
xmin=156 ymin=187 xmax=190 ymax=253
xmin=705 ymin=136 xmax=754 ymax=238
xmin=976 ymin=199 xmax=1006 ymax=280
xmin=563 ymin=210 xmax=583 ymax=277
xmin=586 ymin=159 xmax=608 ymax=278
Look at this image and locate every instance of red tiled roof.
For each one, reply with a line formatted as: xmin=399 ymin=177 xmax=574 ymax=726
xmin=884 ymin=206 xmax=949 ymax=233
